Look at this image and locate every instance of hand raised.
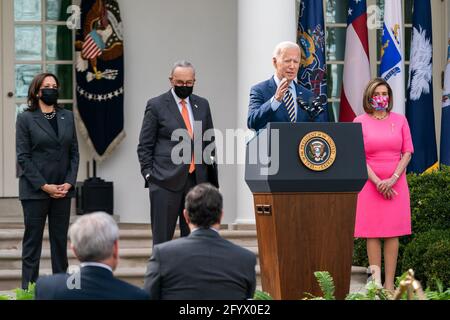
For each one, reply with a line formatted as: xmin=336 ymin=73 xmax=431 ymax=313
xmin=274 ymin=78 xmax=290 ymax=102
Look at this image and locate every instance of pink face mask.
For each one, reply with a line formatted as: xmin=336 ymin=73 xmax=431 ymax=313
xmin=371 ymin=95 xmax=389 ymax=111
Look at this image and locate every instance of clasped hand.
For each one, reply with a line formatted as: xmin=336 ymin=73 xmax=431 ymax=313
xmin=376 ymin=176 xmax=398 ymax=200
xmin=41 ymin=183 xmax=72 ymax=199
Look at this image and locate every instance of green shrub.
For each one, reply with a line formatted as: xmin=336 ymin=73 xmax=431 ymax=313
xmin=345 ymin=281 xmax=391 ymax=300
xmin=408 ymin=166 xmax=450 ymax=234
xmin=352 ymin=238 xmax=368 ymax=269
xmin=423 ymin=237 xmax=450 ymax=290
xmin=426 ymin=280 xmax=450 ymax=300
xmin=253 ymin=290 xmax=273 ymax=300
xmin=402 ymin=229 xmax=450 ymax=289
xmin=0 ymin=283 xmax=35 ymax=300
xmin=306 ymin=271 xmax=390 ymax=300
xmin=353 ymin=167 xmax=450 ymax=279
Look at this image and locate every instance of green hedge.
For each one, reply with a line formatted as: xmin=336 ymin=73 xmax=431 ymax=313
xmin=423 ymin=235 xmax=450 ymax=290
xmin=352 ymin=166 xmax=450 ymax=284
xmin=402 ymin=229 xmax=450 ymax=289
xmin=408 ymin=166 xmax=450 ymax=234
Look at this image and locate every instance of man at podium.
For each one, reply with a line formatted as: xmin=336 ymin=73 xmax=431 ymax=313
xmin=247 ymin=41 xmax=327 ymax=131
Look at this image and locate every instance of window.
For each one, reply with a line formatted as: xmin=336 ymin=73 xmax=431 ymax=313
xmin=325 ymin=0 xmax=413 ymax=121
xmin=14 ymin=0 xmax=74 ymax=115
xmin=325 ymin=0 xmax=348 ymax=122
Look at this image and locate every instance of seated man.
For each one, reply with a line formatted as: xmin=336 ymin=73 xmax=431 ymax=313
xmin=144 ymin=183 xmax=257 ymax=300
xmin=35 ymin=212 xmax=149 ymax=300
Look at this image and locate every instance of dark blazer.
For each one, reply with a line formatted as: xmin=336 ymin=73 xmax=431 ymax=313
xmin=143 ymin=228 xmax=257 ymax=300
xmin=137 ymin=90 xmax=217 ymax=192
xmin=16 ymin=108 xmax=79 ymax=200
xmin=247 ymin=76 xmax=326 ymax=131
xmin=35 ymin=265 xmax=149 ymax=300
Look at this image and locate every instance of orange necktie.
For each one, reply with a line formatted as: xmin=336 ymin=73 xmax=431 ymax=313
xmin=180 ymin=100 xmax=195 ymax=173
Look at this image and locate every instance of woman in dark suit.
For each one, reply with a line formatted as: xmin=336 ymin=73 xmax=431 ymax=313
xmin=16 ymin=73 xmax=79 ymax=289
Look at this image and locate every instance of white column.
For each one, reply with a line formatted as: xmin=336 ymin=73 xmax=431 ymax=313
xmin=235 ymin=0 xmax=296 ymax=224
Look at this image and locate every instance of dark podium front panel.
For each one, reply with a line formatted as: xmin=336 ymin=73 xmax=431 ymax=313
xmin=245 ymin=122 xmax=367 ymax=193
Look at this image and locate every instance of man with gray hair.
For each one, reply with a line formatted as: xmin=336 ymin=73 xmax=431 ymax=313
xmin=137 ymin=61 xmax=218 ymax=246
xmin=35 ymin=212 xmax=149 ymax=300
xmin=247 ymin=41 xmax=327 ymax=131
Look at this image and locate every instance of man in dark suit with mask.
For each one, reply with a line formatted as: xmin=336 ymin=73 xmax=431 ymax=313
xmin=137 ymin=61 xmax=218 ymax=246
xmin=247 ymin=41 xmax=327 ymax=131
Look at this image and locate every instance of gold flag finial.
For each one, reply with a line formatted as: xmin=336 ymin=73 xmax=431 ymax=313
xmin=393 ymin=269 xmax=426 ymax=300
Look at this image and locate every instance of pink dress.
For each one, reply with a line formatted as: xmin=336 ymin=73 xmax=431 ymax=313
xmin=353 ymin=112 xmax=414 ymax=238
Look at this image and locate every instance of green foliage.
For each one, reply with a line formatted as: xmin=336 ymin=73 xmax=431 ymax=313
xmin=307 ymin=270 xmax=450 ymax=300
xmin=253 ymin=290 xmax=273 ymax=300
xmin=312 ymin=271 xmax=335 ymax=300
xmin=407 ymin=166 xmax=450 ymax=234
xmin=353 ymin=168 xmax=450 ymax=280
xmin=0 ymin=283 xmax=36 ymax=300
xmin=402 ymin=229 xmax=450 ymax=289
xmin=345 ymin=281 xmax=391 ymax=300
xmin=14 ymin=282 xmax=35 ymax=300
xmin=425 ymin=280 xmax=450 ymax=300
xmin=344 ymin=292 xmax=367 ymax=300
xmin=306 ymin=272 xmax=390 ymax=300
xmin=393 ymin=271 xmax=450 ymax=300
xmin=422 ymin=238 xmax=450 ymax=290
xmin=352 ymin=238 xmax=368 ymax=270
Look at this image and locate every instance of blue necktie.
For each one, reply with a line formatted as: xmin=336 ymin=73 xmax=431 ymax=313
xmin=283 ymin=89 xmax=296 ymax=122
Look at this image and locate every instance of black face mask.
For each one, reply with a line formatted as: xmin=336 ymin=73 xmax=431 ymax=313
xmin=40 ymin=88 xmax=59 ymax=106
xmin=174 ymin=86 xmax=193 ymax=99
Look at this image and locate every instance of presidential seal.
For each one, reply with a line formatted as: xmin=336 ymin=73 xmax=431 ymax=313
xmin=299 ymin=131 xmax=336 ymax=171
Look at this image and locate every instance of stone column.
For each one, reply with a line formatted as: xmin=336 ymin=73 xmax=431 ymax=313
xmin=235 ymin=0 xmax=296 ymax=225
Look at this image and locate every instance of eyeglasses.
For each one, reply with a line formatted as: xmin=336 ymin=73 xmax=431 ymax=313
xmin=172 ymin=79 xmax=195 ymax=87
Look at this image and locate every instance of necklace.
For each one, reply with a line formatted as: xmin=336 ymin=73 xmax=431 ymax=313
xmin=43 ymin=109 xmax=56 ymax=120
xmin=372 ymin=112 xmax=388 ymax=120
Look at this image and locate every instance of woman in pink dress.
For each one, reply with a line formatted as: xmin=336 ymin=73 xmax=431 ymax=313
xmin=353 ymin=78 xmax=414 ymax=291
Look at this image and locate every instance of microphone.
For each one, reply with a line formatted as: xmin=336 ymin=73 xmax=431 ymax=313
xmin=297 ymin=94 xmax=326 ymax=120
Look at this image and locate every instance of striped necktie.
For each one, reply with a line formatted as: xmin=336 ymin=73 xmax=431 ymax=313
xmin=283 ymin=89 xmax=296 ymax=123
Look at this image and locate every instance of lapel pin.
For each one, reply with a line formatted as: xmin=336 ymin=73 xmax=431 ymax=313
xmin=61 ymin=117 xmax=65 ymax=120
xmin=194 ymin=104 xmax=198 ymax=109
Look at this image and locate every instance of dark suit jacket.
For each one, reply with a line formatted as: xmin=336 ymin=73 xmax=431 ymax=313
xmin=137 ymin=90 xmax=217 ymax=191
xmin=15 ymin=108 xmax=79 ymax=200
xmin=35 ymin=265 xmax=149 ymax=300
xmin=247 ymin=76 xmax=327 ymax=131
xmin=143 ymin=228 xmax=257 ymax=300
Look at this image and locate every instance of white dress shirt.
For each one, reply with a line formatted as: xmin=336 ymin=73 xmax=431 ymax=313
xmin=270 ymin=75 xmax=298 ymax=121
xmin=171 ymin=88 xmax=195 ymax=126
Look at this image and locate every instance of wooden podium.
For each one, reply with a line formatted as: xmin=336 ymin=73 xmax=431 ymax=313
xmin=245 ymin=123 xmax=367 ymax=300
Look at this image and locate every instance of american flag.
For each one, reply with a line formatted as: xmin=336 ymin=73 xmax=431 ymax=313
xmin=82 ymin=30 xmax=105 ymax=59
xmin=339 ymin=0 xmax=371 ymax=122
